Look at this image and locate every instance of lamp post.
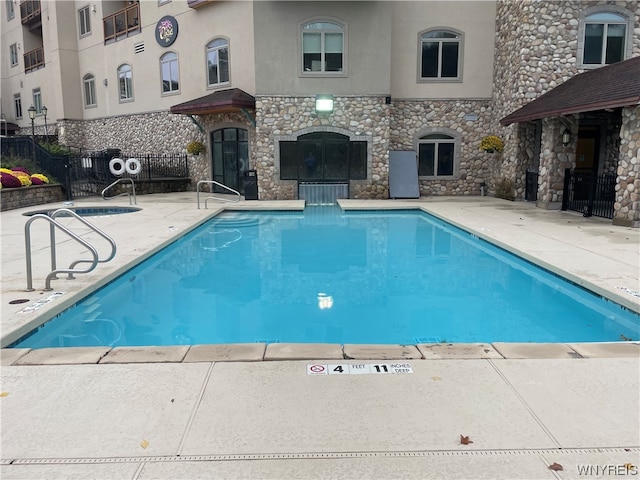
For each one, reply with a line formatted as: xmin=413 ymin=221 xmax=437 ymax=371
xmin=28 ymin=105 xmax=36 ymax=139
xmin=42 ymin=105 xmax=48 ymax=144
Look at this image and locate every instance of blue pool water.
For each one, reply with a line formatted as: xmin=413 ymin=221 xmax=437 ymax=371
xmin=12 ymin=206 xmax=639 ymax=348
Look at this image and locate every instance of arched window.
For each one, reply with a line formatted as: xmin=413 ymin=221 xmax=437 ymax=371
xmin=579 ymin=10 xmax=630 ymax=66
xmin=83 ymin=74 xmax=96 ymax=107
xmin=160 ymin=52 xmax=179 ymax=94
xmin=206 ymin=38 xmax=229 ymax=86
xmin=418 ymin=133 xmax=457 ymax=177
xmin=419 ymin=29 xmax=462 ymax=80
xmin=302 ymin=21 xmax=345 ymax=74
xmin=117 ymin=64 xmax=133 ymax=101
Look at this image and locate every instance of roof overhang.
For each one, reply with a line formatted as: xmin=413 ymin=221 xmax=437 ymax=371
xmin=500 ymin=57 xmax=640 ymax=126
xmin=170 ymin=88 xmax=255 ymax=116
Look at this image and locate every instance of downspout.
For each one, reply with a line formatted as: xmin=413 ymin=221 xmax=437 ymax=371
xmin=187 ymin=114 xmax=204 ymax=134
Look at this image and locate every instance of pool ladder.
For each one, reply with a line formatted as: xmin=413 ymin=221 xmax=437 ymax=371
xmin=24 ymin=208 xmax=117 ymax=292
xmin=196 ymin=180 xmax=240 ymax=209
xmin=102 ymin=178 xmax=137 ymax=205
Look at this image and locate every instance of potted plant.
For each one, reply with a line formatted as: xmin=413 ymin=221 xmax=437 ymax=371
xmin=187 ymin=140 xmax=206 ymax=156
xmin=480 ymin=135 xmax=504 ymax=153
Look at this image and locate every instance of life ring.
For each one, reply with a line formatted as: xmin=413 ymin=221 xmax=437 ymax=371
xmin=125 ymin=158 xmax=141 ymax=175
xmin=109 ymin=158 xmax=125 ymax=176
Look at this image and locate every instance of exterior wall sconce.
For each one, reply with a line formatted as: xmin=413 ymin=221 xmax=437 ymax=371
xmin=103 ymin=79 xmax=108 ymax=86
xmin=562 ymin=128 xmax=571 ymax=146
xmin=315 ymin=95 xmax=334 ymax=113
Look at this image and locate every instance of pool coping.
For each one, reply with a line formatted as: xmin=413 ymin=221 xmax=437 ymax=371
xmin=3 ymin=341 xmax=639 ymax=366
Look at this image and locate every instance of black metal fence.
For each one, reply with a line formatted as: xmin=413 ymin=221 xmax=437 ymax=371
xmin=1 ymin=137 xmax=190 ymax=199
xmin=562 ymin=168 xmax=616 ymax=219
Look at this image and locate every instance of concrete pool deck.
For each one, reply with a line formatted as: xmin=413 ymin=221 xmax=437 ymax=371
xmin=1 ymin=193 xmax=639 ymax=479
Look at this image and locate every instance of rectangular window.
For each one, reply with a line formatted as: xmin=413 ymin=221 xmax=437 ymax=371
xmin=584 ymin=24 xmax=604 ymax=64
xmin=84 ymin=76 xmax=96 ymax=107
xmin=14 ymin=94 xmax=22 ymax=119
xmin=10 ymin=43 xmax=18 ymax=66
xmin=605 ymin=24 xmax=625 ymax=64
xmin=33 ymin=88 xmax=42 ymax=114
xmin=79 ymin=5 xmax=91 ymax=36
xmin=419 ymin=141 xmax=455 ymax=177
xmin=6 ymin=0 xmax=14 ymax=20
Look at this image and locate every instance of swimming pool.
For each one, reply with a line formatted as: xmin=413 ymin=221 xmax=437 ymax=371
xmin=11 ymin=206 xmax=639 ymax=348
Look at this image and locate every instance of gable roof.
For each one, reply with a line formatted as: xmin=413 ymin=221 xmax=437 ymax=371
xmin=500 ymin=56 xmax=640 ymax=126
xmin=170 ymin=88 xmax=255 ymax=116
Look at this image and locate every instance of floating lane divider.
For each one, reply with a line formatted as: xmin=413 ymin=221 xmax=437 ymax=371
xmin=306 ymin=363 xmax=413 ymax=375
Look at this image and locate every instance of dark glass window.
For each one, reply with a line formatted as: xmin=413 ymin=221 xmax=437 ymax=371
xmin=279 ymin=133 xmax=367 ymax=181
xmin=418 ymin=134 xmax=455 ymax=177
xmin=583 ymin=13 xmax=627 ymax=65
xmin=420 ymin=30 xmax=460 ymax=79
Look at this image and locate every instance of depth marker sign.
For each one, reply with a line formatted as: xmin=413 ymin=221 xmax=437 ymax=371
xmin=307 ymin=363 xmax=413 ymax=375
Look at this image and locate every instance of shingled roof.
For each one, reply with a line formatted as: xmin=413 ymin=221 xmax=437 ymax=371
xmin=171 ymin=88 xmax=255 ymax=115
xmin=500 ymin=56 xmax=640 ymax=126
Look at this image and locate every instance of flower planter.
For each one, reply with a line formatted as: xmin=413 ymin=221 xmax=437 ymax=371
xmin=0 ymin=184 xmax=66 ymax=211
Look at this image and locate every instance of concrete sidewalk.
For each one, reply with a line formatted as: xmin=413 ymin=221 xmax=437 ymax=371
xmin=1 ymin=194 xmax=639 ymax=478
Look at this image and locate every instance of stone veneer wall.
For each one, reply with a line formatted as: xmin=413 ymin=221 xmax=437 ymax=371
xmin=57 ymin=111 xmax=200 ymax=154
xmin=390 ymin=100 xmax=499 ymax=196
xmin=493 ymin=0 xmax=640 ymax=199
xmin=537 ymin=116 xmax=577 ymax=207
xmin=253 ymin=96 xmax=390 ymax=200
xmin=57 ymin=111 xmax=255 ymax=192
xmin=0 ymin=184 xmax=66 ymax=211
xmin=614 ymin=106 xmax=640 ymax=227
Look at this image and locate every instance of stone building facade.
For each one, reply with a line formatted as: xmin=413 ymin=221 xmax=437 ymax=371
xmin=4 ymin=0 xmax=639 ymax=224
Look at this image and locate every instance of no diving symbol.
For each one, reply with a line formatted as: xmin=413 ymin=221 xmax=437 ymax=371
xmin=309 ymin=365 xmax=325 ymax=373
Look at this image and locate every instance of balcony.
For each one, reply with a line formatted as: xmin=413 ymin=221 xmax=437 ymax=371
xmin=103 ymin=3 xmax=140 ymax=44
xmin=19 ymin=0 xmax=41 ymax=27
xmin=24 ymin=46 xmax=44 ymax=73
xmin=187 ymin=0 xmax=217 ymax=8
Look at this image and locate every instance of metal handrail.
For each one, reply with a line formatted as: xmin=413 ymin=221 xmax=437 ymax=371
xmin=102 ymin=178 xmax=136 ymax=205
xmin=25 ymin=214 xmax=99 ymax=292
xmin=49 ymin=209 xmax=117 ymax=279
xmin=197 ymin=180 xmax=241 ymax=209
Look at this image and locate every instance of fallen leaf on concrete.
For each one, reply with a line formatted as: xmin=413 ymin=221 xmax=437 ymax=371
xmin=431 ymin=376 xmax=442 ymax=381
xmin=460 ymin=435 xmax=473 ymax=445
xmin=548 ymin=463 xmax=563 ymax=471
xmin=140 ymin=440 xmax=149 ymax=449
xmin=0 ymin=392 xmax=8 ymax=397
xmin=624 ymin=464 xmax=635 ymax=471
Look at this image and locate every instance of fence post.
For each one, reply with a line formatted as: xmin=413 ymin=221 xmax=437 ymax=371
xmin=561 ymin=168 xmax=571 ymax=211
xmin=64 ymin=155 xmax=73 ymax=201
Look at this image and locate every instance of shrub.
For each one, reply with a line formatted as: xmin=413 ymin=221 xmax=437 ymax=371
xmin=494 ymin=178 xmax=515 ymax=201
xmin=31 ymin=173 xmax=50 ymax=184
xmin=1 ymin=172 xmax=22 ymax=188
xmin=186 ymin=140 xmax=206 ymax=155
xmin=480 ymin=135 xmax=504 ymax=153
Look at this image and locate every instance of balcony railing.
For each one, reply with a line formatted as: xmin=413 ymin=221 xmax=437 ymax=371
xmin=24 ymin=46 xmax=45 ymax=73
xmin=20 ymin=0 xmax=41 ymax=25
xmin=103 ymin=3 xmax=140 ymax=44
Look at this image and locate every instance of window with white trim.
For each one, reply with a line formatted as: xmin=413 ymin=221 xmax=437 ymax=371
xmin=206 ymin=38 xmax=229 ymax=87
xmin=83 ymin=74 xmax=96 ymax=107
xmin=14 ymin=94 xmax=22 ymax=119
xmin=78 ymin=5 xmax=91 ymax=37
xmin=420 ymin=29 xmax=461 ymax=80
xmin=118 ymin=64 xmax=133 ymax=101
xmin=10 ymin=43 xmax=18 ymax=67
xmin=160 ymin=51 xmax=179 ymax=94
xmin=302 ymin=21 xmax=344 ymax=74
xmin=418 ymin=134 xmax=456 ymax=177
xmin=581 ymin=12 xmax=628 ymax=65
xmin=32 ymin=88 xmax=42 ymax=114
xmin=6 ymin=0 xmax=14 ymax=20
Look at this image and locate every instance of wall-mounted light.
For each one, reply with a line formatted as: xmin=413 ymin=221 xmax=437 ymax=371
xmin=92 ymin=4 xmax=96 ymax=12
xmin=562 ymin=128 xmax=571 ymax=147
xmin=103 ymin=79 xmax=108 ymax=86
xmin=315 ymin=94 xmax=334 ymax=113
